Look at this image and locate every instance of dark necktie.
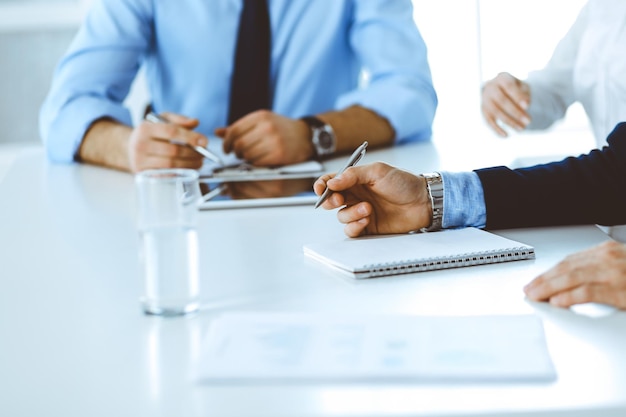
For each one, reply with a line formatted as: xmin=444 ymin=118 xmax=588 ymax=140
xmin=227 ymin=0 xmax=272 ymax=125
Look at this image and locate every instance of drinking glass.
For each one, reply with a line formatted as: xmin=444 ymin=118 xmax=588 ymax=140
xmin=135 ymin=169 xmax=201 ymax=316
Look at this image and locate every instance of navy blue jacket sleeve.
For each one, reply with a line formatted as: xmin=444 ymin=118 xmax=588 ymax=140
xmin=474 ymin=122 xmax=626 ymax=230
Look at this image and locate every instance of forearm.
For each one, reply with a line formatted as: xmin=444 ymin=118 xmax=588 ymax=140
xmin=523 ymin=5 xmax=584 ymax=131
xmin=317 ymin=105 xmax=394 ymax=154
xmin=525 ymin=80 xmax=571 ymax=130
xmin=78 ymin=119 xmax=132 ymax=172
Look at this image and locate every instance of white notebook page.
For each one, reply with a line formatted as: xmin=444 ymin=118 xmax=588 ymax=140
xmin=303 ymin=227 xmax=534 ymax=278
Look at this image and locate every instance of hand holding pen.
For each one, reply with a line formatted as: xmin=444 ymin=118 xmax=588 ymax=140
xmin=144 ymin=111 xmax=224 ymax=166
xmin=314 ymin=141 xmax=368 ymax=209
xmin=313 ymin=156 xmax=430 ymax=238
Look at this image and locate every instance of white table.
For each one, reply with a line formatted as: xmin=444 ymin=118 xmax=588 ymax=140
xmin=1 ymin=141 xmax=625 ymax=417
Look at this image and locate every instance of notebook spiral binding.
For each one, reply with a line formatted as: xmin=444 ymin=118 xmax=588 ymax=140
xmin=362 ymin=247 xmax=536 ymax=278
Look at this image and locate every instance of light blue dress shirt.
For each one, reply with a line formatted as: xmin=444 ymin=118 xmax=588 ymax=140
xmin=440 ymin=171 xmax=487 ymax=229
xmin=39 ymin=0 xmax=438 ymax=163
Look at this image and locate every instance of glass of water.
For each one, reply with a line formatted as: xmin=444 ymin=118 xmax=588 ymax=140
xmin=135 ymin=169 xmax=201 ymax=316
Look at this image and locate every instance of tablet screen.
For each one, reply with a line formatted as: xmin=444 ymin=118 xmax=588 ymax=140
xmin=198 ymin=160 xmax=324 ymax=209
xmin=198 ymin=176 xmax=318 ymax=210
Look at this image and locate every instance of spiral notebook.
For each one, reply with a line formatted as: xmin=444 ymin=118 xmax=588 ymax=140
xmin=303 ymin=228 xmax=535 ymax=279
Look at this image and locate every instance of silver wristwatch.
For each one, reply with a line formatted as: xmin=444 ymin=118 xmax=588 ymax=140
xmin=420 ymin=172 xmax=444 ymax=232
xmin=301 ymin=116 xmax=336 ymax=159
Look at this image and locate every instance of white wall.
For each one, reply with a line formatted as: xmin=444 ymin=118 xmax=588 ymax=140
xmin=0 ymin=0 xmax=88 ymax=144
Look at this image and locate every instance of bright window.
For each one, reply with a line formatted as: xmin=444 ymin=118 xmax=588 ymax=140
xmin=413 ymin=0 xmax=594 ymax=160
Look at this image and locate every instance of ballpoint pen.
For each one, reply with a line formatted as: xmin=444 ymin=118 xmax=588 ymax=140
xmin=314 ymin=140 xmax=368 ymax=209
xmin=144 ymin=111 xmax=224 ymax=166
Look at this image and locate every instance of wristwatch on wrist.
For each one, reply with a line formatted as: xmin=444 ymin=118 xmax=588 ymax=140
xmin=301 ymin=116 xmax=336 ymax=159
xmin=420 ymin=172 xmax=444 ymax=233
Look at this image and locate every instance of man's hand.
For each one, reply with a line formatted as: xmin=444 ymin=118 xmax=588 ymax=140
xmin=79 ymin=112 xmax=209 ymax=173
xmin=313 ymin=162 xmax=431 ymax=237
xmin=216 ymin=110 xmax=313 ymax=167
xmin=481 ymin=72 xmax=532 ymax=137
xmin=524 ymin=240 xmax=626 ymax=310
xmin=128 ymin=112 xmax=207 ymax=173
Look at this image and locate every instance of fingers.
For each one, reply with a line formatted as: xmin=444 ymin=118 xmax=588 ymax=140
xmin=481 ymin=72 xmax=531 ymax=136
xmin=546 ymin=284 xmax=618 ymax=308
xmin=221 ymin=127 xmax=247 ymax=157
xmin=524 ymin=241 xmax=626 ymax=310
xmin=231 ymin=135 xmax=268 ymax=163
xmin=312 ymin=168 xmax=366 ymax=211
xmin=141 ymin=119 xmax=208 ymax=148
xmin=129 ymin=117 xmax=207 ymax=172
xmin=494 ymin=72 xmax=530 ymax=109
xmin=524 ymin=248 xmax=592 ymax=301
xmin=219 ymin=110 xmax=307 ymax=166
xmin=313 ymin=174 xmax=332 ymax=196
xmin=344 ymin=217 xmax=370 ymax=238
xmin=220 ymin=115 xmax=276 ymax=164
xmin=326 ymin=164 xmax=388 ymax=191
xmin=337 ymin=201 xmax=371 ymax=225
xmin=313 ymin=170 xmax=357 ymax=195
xmin=314 ymin=162 xmax=417 ymax=237
xmin=483 ymin=112 xmax=509 ymax=138
xmin=137 ymin=137 xmax=199 ymax=159
xmin=159 ymin=112 xmax=200 ymax=130
xmin=313 ymin=163 xmax=395 ymax=211
xmin=338 ymin=203 xmax=372 ymax=238
xmin=221 ymin=112 xmax=258 ymax=155
xmin=525 ymin=267 xmax=585 ymax=302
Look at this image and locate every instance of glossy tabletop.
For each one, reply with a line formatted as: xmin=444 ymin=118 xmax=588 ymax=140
xmin=1 ymin=140 xmax=625 ymax=417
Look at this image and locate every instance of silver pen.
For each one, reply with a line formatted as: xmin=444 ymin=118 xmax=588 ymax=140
xmin=145 ymin=111 xmax=224 ymax=166
xmin=200 ymin=183 xmax=227 ymax=203
xmin=314 ymin=141 xmax=368 ymax=209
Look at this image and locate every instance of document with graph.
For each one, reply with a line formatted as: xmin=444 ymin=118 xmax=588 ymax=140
xmin=194 ymin=313 xmax=556 ymax=384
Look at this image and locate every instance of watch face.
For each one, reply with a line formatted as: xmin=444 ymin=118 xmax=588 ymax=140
xmin=317 ymin=130 xmax=333 ymax=150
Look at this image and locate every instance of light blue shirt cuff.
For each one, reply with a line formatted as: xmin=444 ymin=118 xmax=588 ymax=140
xmin=41 ymin=96 xmax=133 ymax=163
xmin=440 ymin=171 xmax=486 ymax=229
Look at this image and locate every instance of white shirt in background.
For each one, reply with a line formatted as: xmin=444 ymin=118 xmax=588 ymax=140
xmin=525 ymin=0 xmax=626 ymax=147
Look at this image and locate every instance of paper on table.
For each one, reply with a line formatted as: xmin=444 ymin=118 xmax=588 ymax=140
xmin=194 ymin=312 xmax=557 ymax=384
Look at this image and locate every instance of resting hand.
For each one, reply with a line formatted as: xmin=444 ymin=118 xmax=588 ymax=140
xmin=313 ymin=162 xmax=431 ymax=237
xmin=524 ymin=240 xmax=626 ymax=310
xmin=128 ymin=112 xmax=207 ymax=173
xmin=481 ymin=72 xmax=532 ymax=137
xmin=216 ymin=110 xmax=313 ymax=166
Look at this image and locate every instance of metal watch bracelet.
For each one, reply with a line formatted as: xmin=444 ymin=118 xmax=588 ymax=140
xmin=420 ymin=172 xmax=444 ymax=233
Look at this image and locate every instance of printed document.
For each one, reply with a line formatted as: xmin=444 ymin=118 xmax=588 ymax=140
xmin=194 ymin=312 xmax=556 ymax=383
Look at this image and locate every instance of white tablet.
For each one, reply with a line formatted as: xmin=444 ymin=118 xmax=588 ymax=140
xmin=198 ymin=161 xmax=323 ymax=210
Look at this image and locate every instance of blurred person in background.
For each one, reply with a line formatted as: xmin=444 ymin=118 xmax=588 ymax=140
xmin=39 ymin=0 xmax=437 ymax=173
xmin=481 ymin=0 xmax=626 ymax=148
